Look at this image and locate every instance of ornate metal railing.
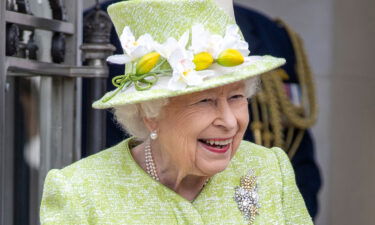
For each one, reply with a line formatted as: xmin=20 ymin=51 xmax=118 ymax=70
xmin=0 ymin=0 xmax=114 ymax=224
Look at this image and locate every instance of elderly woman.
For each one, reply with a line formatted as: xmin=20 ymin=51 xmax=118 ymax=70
xmin=40 ymin=0 xmax=312 ymax=224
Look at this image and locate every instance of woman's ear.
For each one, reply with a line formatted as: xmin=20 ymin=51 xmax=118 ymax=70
xmin=142 ymin=117 xmax=158 ymax=133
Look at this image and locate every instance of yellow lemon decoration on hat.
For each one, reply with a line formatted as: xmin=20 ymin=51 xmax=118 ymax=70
xmin=136 ymin=52 xmax=161 ymax=75
xmin=217 ymin=49 xmax=244 ymax=67
xmin=193 ymin=52 xmax=214 ymax=71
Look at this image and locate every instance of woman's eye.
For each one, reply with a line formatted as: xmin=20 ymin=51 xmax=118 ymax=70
xmin=193 ymin=98 xmax=214 ymax=105
xmin=199 ymin=98 xmax=213 ymax=103
xmin=230 ymin=94 xmax=244 ymax=100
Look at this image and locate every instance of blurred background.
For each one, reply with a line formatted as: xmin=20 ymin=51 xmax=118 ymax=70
xmin=1 ymin=0 xmax=374 ymax=224
xmin=233 ymin=0 xmax=375 ymax=224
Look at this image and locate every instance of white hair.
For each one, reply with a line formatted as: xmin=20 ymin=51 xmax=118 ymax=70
xmin=113 ymin=77 xmax=260 ymax=141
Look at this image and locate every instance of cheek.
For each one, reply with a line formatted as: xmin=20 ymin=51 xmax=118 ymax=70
xmin=158 ymin=107 xmax=215 ymax=153
xmin=169 ymin=105 xmax=216 ymax=133
xmin=159 ymin=109 xmax=220 ymax=170
xmin=232 ymin=102 xmax=249 ymax=152
xmin=238 ymin=105 xmax=249 ymax=131
xmin=233 ymin=100 xmax=250 ymax=132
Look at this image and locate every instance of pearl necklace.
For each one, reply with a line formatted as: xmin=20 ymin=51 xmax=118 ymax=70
xmin=144 ymin=139 xmax=160 ymax=181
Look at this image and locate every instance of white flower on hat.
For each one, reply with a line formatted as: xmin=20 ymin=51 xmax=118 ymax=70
xmin=107 ymin=26 xmax=155 ymax=64
xmin=190 ymin=24 xmax=250 ymax=58
xmin=190 ymin=24 xmax=223 ymax=58
xmin=189 ymin=24 xmax=250 ymax=69
xmin=167 ymin=46 xmax=214 ymax=90
xmin=219 ymin=24 xmax=250 ymax=58
xmin=154 ymin=31 xmax=190 ymax=59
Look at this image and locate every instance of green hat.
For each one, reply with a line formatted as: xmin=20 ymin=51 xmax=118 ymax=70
xmin=92 ymin=0 xmax=285 ymax=109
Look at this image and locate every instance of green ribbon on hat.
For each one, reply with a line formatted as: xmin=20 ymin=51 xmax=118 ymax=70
xmin=102 ymin=59 xmax=171 ymax=103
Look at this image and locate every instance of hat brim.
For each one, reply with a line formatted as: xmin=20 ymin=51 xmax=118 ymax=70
xmin=92 ymin=55 xmax=285 ymax=109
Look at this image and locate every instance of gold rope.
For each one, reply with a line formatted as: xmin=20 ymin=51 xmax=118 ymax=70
xmin=261 ymin=73 xmax=284 ymax=148
xmin=249 ymin=19 xmax=318 ymax=159
xmin=250 ymin=97 xmax=263 ymax=145
xmin=272 ymin=24 xmax=318 ymax=128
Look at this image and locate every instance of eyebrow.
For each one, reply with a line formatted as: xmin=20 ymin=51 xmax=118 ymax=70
xmin=230 ymin=82 xmax=245 ymax=90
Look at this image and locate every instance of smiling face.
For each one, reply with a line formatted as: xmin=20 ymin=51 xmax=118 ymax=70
xmin=150 ymin=81 xmax=249 ymax=177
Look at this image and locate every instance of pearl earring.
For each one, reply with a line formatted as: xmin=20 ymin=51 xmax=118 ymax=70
xmin=150 ymin=130 xmax=158 ymax=140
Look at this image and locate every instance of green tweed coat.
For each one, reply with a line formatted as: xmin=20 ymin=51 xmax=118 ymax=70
xmin=40 ymin=138 xmax=313 ymax=224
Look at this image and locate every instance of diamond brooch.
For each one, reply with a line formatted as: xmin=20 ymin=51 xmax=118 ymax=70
xmin=234 ymin=169 xmax=260 ymax=224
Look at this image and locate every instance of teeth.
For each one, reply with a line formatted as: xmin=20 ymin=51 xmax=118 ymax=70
xmin=203 ymin=138 xmax=233 ymax=146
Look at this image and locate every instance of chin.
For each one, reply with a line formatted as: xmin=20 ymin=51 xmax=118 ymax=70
xmin=195 ymin=141 xmax=235 ymax=176
xmin=198 ymin=161 xmax=231 ymax=176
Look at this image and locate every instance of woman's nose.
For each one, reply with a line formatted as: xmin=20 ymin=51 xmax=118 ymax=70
xmin=213 ymin=99 xmax=237 ymax=130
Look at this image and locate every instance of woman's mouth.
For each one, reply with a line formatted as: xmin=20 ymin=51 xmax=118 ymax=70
xmin=198 ymin=138 xmax=232 ymax=153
